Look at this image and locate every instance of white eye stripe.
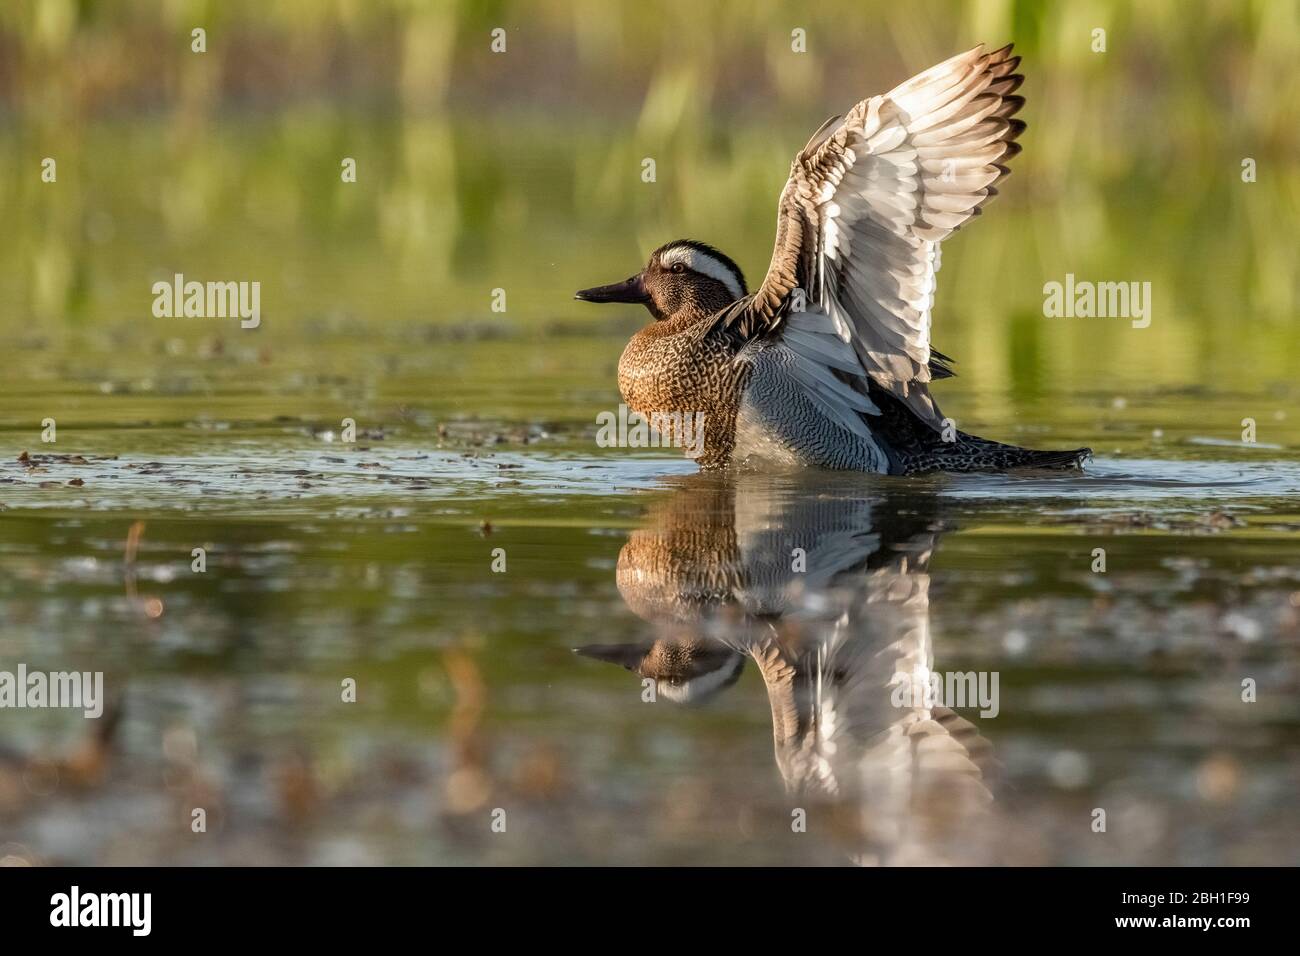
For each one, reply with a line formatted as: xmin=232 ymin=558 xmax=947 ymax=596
xmin=653 ymin=655 xmax=744 ymax=703
xmin=659 ymin=246 xmax=744 ymax=300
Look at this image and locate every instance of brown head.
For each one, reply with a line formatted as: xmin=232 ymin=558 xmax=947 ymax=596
xmin=575 ymin=239 xmax=747 ymax=321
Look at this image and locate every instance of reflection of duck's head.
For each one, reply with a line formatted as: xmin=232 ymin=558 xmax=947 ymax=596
xmin=575 ymin=635 xmax=744 ymax=705
xmin=580 ymin=477 xmax=748 ymax=704
xmin=580 ymin=473 xmax=998 ymax=863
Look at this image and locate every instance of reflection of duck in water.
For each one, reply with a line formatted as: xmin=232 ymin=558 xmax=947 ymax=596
xmin=578 ymin=474 xmax=994 ymax=865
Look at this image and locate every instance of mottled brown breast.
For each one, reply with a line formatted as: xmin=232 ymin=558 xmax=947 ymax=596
xmin=616 ymin=314 xmax=748 ymax=469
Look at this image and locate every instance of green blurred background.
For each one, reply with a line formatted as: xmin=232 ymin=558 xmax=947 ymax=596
xmin=3 ymin=0 xmax=1297 ymax=384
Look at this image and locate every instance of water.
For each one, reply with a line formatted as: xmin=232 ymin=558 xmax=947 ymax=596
xmin=2 ymin=330 xmax=1297 ymax=866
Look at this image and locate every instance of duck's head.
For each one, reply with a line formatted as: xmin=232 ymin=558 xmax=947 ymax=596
xmin=575 ymin=239 xmax=747 ymax=321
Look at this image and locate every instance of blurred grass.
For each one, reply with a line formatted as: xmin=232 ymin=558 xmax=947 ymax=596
xmin=0 ymin=0 xmax=1297 ymax=396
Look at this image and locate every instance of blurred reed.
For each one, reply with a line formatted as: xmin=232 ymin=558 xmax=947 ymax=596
xmin=0 ymin=0 xmax=1295 ymax=393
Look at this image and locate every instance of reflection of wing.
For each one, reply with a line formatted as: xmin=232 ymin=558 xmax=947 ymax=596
xmin=718 ymin=44 xmax=1025 ymax=429
xmin=740 ymin=532 xmax=995 ymax=865
xmin=732 ymin=487 xmax=881 ymax=615
xmin=747 ymin=523 xmax=932 ymax=785
xmin=588 ymin=473 xmax=995 ymax=863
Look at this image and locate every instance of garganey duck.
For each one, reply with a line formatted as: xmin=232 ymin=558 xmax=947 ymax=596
xmin=576 ymin=44 xmax=1090 ymax=475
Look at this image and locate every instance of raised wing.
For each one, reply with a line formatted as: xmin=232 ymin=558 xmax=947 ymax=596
xmin=724 ymin=44 xmax=1025 ymax=428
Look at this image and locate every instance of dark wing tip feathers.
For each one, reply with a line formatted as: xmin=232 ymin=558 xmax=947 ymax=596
xmin=958 ymin=46 xmax=1025 ymax=228
xmin=994 ymin=94 xmax=1026 ymax=119
xmin=984 ymin=43 xmax=1026 ymax=170
xmin=925 ymin=44 xmax=1027 ymax=238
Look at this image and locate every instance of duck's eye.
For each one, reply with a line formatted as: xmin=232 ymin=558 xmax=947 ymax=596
xmin=670 ymin=263 xmax=686 ymax=274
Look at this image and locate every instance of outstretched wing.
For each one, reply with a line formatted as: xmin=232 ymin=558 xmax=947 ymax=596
xmin=722 ymin=44 xmax=1025 ymax=428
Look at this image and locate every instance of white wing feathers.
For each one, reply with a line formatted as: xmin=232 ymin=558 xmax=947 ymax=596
xmin=739 ymin=44 xmax=1025 ymax=431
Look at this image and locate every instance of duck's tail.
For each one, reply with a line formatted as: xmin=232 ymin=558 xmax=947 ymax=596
xmin=870 ymin=386 xmax=1091 ymax=475
xmin=1012 ymin=445 xmax=1093 ymax=471
xmin=908 ymin=433 xmax=1092 ymax=474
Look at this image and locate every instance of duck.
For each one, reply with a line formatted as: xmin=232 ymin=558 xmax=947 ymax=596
xmin=576 ymin=43 xmax=1091 ymax=475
